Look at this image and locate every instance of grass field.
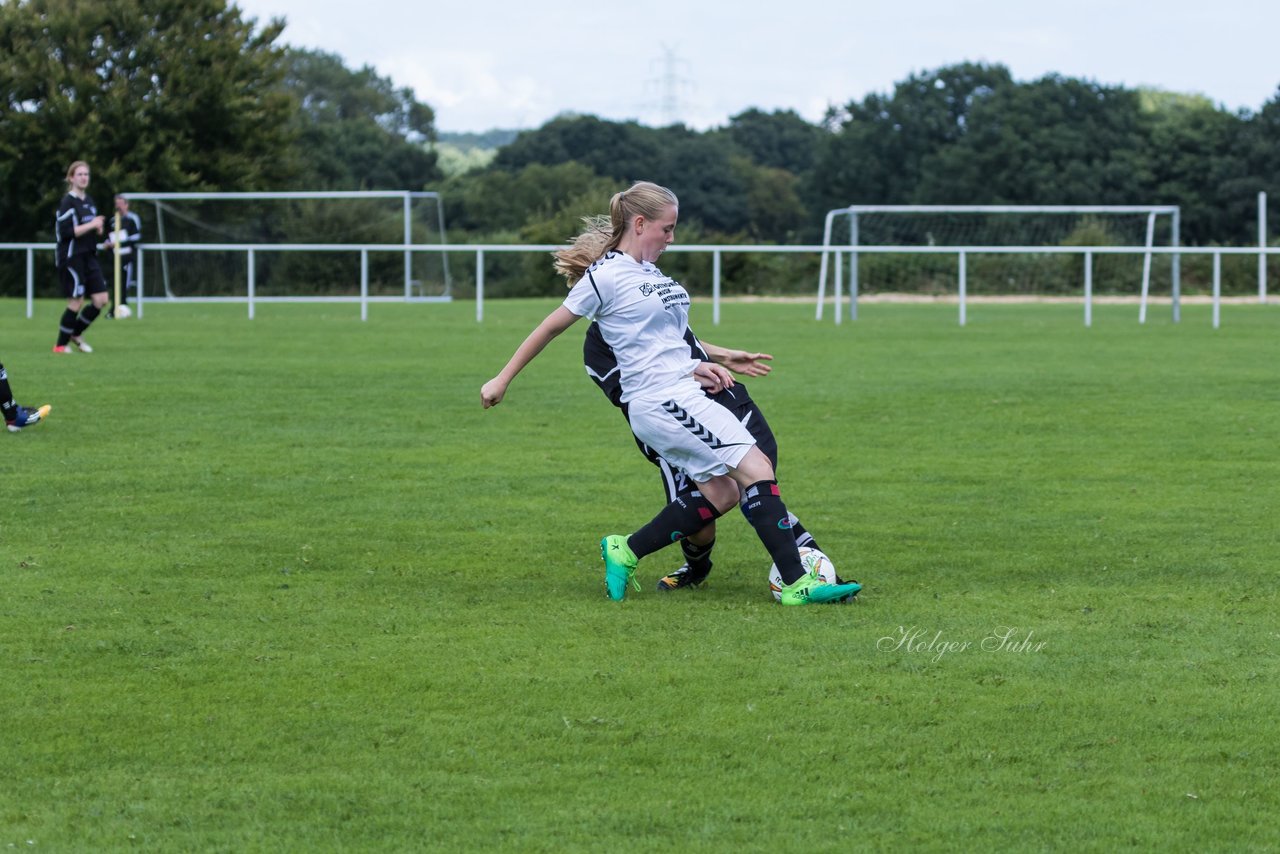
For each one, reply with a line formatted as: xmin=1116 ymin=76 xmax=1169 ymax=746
xmin=2 ymin=297 xmax=1278 ymax=851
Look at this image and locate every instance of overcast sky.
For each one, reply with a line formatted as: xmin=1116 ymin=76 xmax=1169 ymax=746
xmin=234 ymin=0 xmax=1280 ymax=133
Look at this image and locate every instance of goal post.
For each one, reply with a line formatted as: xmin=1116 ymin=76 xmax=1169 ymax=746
xmin=817 ymin=204 xmax=1182 ymax=322
xmin=121 ymin=190 xmax=451 ymax=302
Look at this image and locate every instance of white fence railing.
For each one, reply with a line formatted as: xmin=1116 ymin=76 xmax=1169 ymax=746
xmin=3 ymin=241 xmax=1277 ymax=328
xmin=815 ymin=244 xmax=1279 ymax=328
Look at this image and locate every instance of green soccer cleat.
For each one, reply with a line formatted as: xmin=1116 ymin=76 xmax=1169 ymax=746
xmin=600 ymin=534 xmax=639 ymax=601
xmin=778 ymin=567 xmax=861 ymax=606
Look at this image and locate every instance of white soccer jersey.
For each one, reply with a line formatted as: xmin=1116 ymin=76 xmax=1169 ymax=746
xmin=562 ymin=251 xmax=699 ymax=404
xmin=563 ymin=250 xmax=756 ymax=481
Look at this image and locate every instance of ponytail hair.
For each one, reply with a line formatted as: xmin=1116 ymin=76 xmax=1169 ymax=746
xmin=552 ymin=181 xmax=678 ymax=283
xmin=64 ymin=160 xmax=89 ymax=183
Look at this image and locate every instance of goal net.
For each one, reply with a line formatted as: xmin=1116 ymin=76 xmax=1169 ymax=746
xmin=122 ymin=191 xmax=451 ymax=301
xmin=817 ymin=205 xmax=1181 ymax=314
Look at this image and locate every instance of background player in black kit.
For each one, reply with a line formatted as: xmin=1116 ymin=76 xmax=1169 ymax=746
xmin=583 ymin=322 xmax=857 ymax=594
xmin=52 ymin=160 xmax=109 ymax=353
xmin=107 ymin=194 xmax=142 ymax=317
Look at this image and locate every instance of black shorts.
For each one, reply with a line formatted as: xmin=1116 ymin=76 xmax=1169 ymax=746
xmin=628 ymin=397 xmax=781 ymax=503
xmin=58 ymin=253 xmax=107 ymax=299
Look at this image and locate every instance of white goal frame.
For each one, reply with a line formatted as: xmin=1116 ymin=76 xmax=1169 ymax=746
xmin=122 ymin=190 xmax=451 ymax=300
xmin=817 ymin=204 xmax=1182 ymax=321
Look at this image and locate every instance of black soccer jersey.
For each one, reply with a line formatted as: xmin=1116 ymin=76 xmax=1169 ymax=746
xmin=115 ymin=210 xmax=142 ymax=259
xmin=583 ymin=321 xmax=755 ymax=410
xmin=55 ymin=193 xmax=102 ymax=267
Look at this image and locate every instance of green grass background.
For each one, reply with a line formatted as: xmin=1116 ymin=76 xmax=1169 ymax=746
xmin=2 ymin=298 xmax=1277 ymax=851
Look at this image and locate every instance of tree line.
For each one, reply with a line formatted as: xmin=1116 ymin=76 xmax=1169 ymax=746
xmin=4 ymin=0 xmax=1278 ymax=296
xmin=465 ymin=62 xmax=1279 ymax=250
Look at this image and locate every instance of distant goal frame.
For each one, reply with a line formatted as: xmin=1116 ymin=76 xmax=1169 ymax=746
xmin=816 ymin=204 xmax=1182 ymax=322
xmin=121 ymin=190 xmax=452 ymax=301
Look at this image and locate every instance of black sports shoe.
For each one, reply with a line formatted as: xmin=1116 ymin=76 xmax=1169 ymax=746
xmin=656 ymin=563 xmax=711 ymax=591
xmin=6 ymin=404 xmax=50 ymax=432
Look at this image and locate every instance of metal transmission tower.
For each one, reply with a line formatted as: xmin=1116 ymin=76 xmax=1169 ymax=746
xmin=645 ymin=44 xmax=693 ymax=126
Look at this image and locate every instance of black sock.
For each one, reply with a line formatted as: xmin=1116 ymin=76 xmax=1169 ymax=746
xmin=792 ymin=518 xmax=820 ymax=553
xmin=627 ymin=491 xmax=721 ymax=560
xmin=57 ymin=309 xmax=78 ymax=346
xmin=72 ymin=303 xmax=101 ymax=335
xmin=743 ymin=480 xmax=805 ymax=584
xmin=0 ymin=363 xmax=16 ymax=421
xmin=743 ymin=497 xmax=820 ymax=554
xmin=680 ymin=536 xmax=715 ymax=579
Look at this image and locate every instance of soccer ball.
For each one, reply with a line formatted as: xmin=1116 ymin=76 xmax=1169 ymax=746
xmin=769 ymin=546 xmax=838 ymax=601
xmin=114 ymin=304 xmax=132 ymax=319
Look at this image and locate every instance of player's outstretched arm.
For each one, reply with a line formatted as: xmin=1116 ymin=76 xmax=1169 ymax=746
xmin=481 ymin=305 xmax=581 ymax=409
xmin=701 ymin=341 xmax=773 ymax=377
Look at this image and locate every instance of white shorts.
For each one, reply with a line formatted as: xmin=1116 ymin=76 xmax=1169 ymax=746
xmin=626 ymin=382 xmax=755 ymax=482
